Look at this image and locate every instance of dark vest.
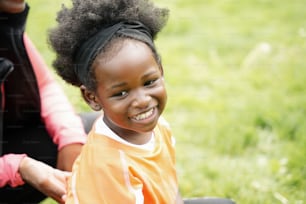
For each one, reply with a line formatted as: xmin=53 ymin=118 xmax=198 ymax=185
xmin=0 ymin=6 xmax=41 ymax=132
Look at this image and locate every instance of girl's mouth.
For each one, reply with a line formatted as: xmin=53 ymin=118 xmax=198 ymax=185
xmin=132 ymin=108 xmax=154 ymax=121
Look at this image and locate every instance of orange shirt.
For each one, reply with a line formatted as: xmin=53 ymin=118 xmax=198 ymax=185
xmin=66 ymin=117 xmax=178 ymax=204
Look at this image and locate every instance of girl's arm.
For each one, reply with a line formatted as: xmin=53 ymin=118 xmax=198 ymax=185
xmin=176 ymin=191 xmax=185 ymax=204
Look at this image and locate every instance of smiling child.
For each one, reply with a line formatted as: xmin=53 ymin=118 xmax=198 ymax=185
xmin=48 ymin=0 xmax=184 ymax=203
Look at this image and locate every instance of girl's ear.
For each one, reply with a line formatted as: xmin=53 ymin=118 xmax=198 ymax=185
xmin=80 ymin=85 xmax=102 ymax=111
xmin=159 ymin=63 xmax=164 ymax=76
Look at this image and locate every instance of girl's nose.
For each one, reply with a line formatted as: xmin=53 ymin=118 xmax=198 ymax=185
xmin=132 ymin=89 xmax=151 ymax=108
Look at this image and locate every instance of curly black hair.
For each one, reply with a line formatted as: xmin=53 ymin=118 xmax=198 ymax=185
xmin=48 ymin=0 xmax=169 ymax=90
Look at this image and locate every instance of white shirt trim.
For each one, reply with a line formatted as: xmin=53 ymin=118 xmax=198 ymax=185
xmin=94 ymin=117 xmax=155 ymax=151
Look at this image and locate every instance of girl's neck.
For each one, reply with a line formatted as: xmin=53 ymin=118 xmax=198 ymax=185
xmin=103 ymin=116 xmax=153 ymax=145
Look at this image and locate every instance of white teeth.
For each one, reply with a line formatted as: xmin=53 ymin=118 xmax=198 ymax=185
xmin=133 ymin=108 xmax=154 ymax=121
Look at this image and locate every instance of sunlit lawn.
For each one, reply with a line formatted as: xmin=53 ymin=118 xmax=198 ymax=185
xmin=26 ymin=0 xmax=306 ymax=203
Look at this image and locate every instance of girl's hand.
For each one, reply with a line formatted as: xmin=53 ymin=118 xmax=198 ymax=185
xmin=57 ymin=143 xmax=83 ymax=171
xmin=19 ymin=157 xmax=71 ymax=204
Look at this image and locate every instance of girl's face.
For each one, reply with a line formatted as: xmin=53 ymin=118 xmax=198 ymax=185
xmin=87 ymin=40 xmax=167 ymax=144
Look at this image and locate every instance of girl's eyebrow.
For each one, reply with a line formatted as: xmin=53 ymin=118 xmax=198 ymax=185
xmin=142 ymin=69 xmax=159 ymax=79
xmin=107 ymin=69 xmax=159 ymax=91
xmin=109 ymin=82 xmax=127 ymax=90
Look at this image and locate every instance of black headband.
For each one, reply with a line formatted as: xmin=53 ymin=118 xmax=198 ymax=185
xmin=74 ymin=21 xmax=154 ymax=85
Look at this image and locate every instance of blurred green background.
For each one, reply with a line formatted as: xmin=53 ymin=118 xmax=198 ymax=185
xmin=26 ymin=0 xmax=306 ymax=203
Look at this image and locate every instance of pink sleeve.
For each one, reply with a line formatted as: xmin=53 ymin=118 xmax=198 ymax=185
xmin=23 ymin=34 xmax=87 ymax=149
xmin=0 ymin=154 xmax=26 ymax=187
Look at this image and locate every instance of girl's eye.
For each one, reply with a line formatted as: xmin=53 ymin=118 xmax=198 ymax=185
xmin=144 ymin=78 xmax=158 ymax=86
xmin=113 ymin=91 xmax=128 ymax=98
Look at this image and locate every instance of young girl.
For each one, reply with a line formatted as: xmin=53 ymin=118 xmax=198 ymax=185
xmin=49 ymin=0 xmax=184 ymax=203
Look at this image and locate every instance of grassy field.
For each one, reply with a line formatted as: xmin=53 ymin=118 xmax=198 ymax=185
xmin=26 ymin=0 xmax=306 ymax=203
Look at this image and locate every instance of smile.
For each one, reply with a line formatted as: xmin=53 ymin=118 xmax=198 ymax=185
xmin=132 ymin=108 xmax=154 ymax=121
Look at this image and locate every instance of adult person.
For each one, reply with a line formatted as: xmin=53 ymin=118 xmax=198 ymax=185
xmin=0 ymin=1 xmax=97 ymax=203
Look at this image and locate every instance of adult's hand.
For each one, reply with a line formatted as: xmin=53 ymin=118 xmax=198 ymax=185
xmin=0 ymin=0 xmax=25 ymax=13
xmin=19 ymin=157 xmax=70 ymax=204
xmin=57 ymin=143 xmax=83 ymax=171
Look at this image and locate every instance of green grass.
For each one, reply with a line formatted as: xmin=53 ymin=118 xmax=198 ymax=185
xmin=26 ymin=0 xmax=306 ymax=203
